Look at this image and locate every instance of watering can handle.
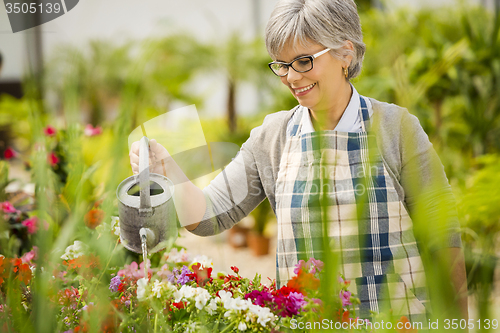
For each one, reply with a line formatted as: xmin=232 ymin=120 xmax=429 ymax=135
xmin=137 ymin=136 xmax=152 ymax=215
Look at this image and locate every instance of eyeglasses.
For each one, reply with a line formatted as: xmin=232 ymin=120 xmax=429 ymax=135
xmin=268 ymin=48 xmax=331 ymax=77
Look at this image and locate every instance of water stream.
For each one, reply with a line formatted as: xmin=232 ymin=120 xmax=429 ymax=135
xmin=141 ymin=233 xmax=149 ymax=279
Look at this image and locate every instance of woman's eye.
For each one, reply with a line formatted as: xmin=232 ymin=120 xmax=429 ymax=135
xmin=295 ymin=59 xmax=311 ymax=68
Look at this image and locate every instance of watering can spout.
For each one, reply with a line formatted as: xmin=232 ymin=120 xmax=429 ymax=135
xmin=139 ymin=227 xmax=156 ymax=248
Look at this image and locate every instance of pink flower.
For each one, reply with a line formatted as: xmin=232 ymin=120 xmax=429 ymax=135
xmin=84 ymin=124 xmax=102 ymax=136
xmin=4 ymin=147 xmax=18 ymax=160
xmin=22 ymin=216 xmax=38 ymax=234
xmin=1 ymin=201 xmax=18 ymax=214
xmin=340 ymin=290 xmax=352 ymax=307
xmin=117 ymin=260 xmax=152 ymax=279
xmin=21 ymin=246 xmax=38 ymax=265
xmin=47 ymin=152 xmax=59 ymax=166
xmin=44 ymin=125 xmax=56 ymax=137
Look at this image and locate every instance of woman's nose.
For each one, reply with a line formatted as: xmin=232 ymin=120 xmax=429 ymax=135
xmin=286 ymin=67 xmax=303 ymax=84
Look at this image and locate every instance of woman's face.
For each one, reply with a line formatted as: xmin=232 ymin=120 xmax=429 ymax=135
xmin=276 ymin=41 xmax=349 ymax=114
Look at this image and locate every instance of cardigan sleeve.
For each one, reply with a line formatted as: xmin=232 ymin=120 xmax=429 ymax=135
xmin=398 ymin=110 xmax=462 ymax=250
xmin=187 ymin=124 xmax=268 ymax=237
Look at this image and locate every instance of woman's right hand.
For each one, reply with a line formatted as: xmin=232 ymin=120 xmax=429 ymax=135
xmin=129 ymin=139 xmax=171 ymax=176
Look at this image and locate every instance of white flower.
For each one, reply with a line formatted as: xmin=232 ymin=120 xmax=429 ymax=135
xmin=191 ymin=255 xmax=213 ymax=268
xmin=60 ymin=241 xmax=87 ymax=260
xmin=110 ymin=216 xmax=120 ymax=236
xmin=164 ymin=248 xmax=191 ymax=263
xmin=174 ymin=285 xmax=196 ymax=303
xmin=231 ymin=298 xmax=249 ymax=311
xmin=194 ymin=288 xmax=211 ymax=310
xmin=152 ymin=280 xmax=165 ymax=298
xmin=206 ymin=299 xmax=218 ymax=315
xmin=218 ymin=290 xmax=233 ymax=305
xmin=136 ymin=278 xmax=148 ymax=301
xmin=238 ymin=322 xmax=247 ymax=331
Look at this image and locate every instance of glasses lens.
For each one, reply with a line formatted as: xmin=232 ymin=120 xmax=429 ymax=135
xmin=270 ymin=63 xmax=288 ymax=76
xmin=292 ymin=57 xmax=313 ymax=72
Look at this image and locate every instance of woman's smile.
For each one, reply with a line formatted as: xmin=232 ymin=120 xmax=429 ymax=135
xmin=293 ymin=83 xmax=316 ymax=96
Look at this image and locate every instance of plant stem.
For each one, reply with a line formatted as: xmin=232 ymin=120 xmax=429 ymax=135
xmin=220 ymin=322 xmax=235 ymax=333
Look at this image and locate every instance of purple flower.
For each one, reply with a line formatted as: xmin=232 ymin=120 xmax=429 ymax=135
xmin=109 ymin=276 xmax=121 ymax=292
xmin=293 ymin=260 xmax=307 ymax=275
xmin=245 ymin=290 xmax=273 ymax=307
xmin=293 ymin=258 xmax=324 ymax=275
xmin=177 ymin=266 xmax=191 ymax=285
xmin=308 ymin=258 xmax=324 ymax=274
xmin=125 ymin=300 xmax=131 ymax=307
xmin=167 ymin=268 xmax=179 ymax=284
xmin=340 ymin=290 xmax=352 ymax=307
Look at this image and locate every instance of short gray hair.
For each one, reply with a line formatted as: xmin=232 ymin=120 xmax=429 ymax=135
xmin=265 ymin=0 xmax=366 ymax=80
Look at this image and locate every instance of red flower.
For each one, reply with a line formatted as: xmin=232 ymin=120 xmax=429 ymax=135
xmin=3 ymin=147 xmax=18 ymax=160
xmin=47 ymin=152 xmax=59 ymax=166
xmin=44 ymin=125 xmax=56 ymax=137
xmin=22 ymin=216 xmax=38 ymax=234
xmin=231 ymin=266 xmax=239 ymax=274
xmin=84 ymin=208 xmax=105 ymax=229
xmin=171 ymin=301 xmax=186 ymax=309
xmin=187 ymin=263 xmax=213 ymax=287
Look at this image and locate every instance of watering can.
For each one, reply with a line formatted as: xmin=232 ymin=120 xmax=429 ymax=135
xmin=116 ymin=136 xmax=178 ymax=253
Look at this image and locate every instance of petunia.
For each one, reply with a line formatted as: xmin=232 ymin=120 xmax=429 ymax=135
xmin=339 ymin=290 xmax=352 ymax=307
xmin=44 ymin=125 xmax=57 ymax=137
xmin=22 ymin=216 xmax=38 ymax=234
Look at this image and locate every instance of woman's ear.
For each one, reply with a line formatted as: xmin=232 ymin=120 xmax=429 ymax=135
xmin=342 ymin=40 xmax=355 ymax=68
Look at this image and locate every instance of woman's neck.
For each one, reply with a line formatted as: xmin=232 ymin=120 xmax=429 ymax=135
xmin=310 ymin=82 xmax=353 ymax=131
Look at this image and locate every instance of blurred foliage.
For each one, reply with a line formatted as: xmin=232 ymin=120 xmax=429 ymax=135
xmin=1 ymin=2 xmax=500 ymax=329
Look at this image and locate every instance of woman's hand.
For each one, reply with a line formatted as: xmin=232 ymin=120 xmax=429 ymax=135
xmin=129 ymin=139 xmax=170 ymax=176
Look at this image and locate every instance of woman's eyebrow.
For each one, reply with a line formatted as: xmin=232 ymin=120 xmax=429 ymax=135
xmin=276 ymin=53 xmax=309 ymax=62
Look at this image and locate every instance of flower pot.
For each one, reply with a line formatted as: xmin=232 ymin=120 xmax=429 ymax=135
xmin=228 ymin=224 xmax=249 ymax=248
xmin=247 ymin=232 xmax=270 ymax=256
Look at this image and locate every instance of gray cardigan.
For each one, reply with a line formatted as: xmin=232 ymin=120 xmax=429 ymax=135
xmin=189 ymin=98 xmax=462 ymax=249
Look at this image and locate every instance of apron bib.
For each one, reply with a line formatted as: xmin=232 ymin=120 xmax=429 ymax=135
xmin=275 ymin=97 xmax=429 ymax=323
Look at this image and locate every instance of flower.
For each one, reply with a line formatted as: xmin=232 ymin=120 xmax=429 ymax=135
xmin=84 ymin=208 xmax=105 ymax=229
xmin=238 ymin=322 xmax=247 ymax=331
xmin=84 ymin=124 xmax=103 ymax=136
xmin=191 ymin=255 xmax=213 ymax=268
xmin=1 ymin=201 xmax=18 ymax=214
xmin=3 ymin=147 xmax=18 ymax=160
xmin=164 ymin=248 xmax=191 ymax=263
xmin=109 ymin=276 xmax=121 ymax=293
xmin=293 ymin=258 xmax=324 ymax=275
xmin=187 ymin=263 xmax=212 ymax=287
xmin=47 ymin=152 xmax=59 ymax=166
xmin=136 ymin=278 xmax=148 ymax=301
xmin=21 ymin=246 xmax=38 ymax=265
xmin=286 ymin=270 xmax=320 ymax=295
xmin=22 ymin=216 xmax=38 ymax=234
xmin=340 ymin=290 xmax=352 ymax=307
xmin=44 ymin=125 xmax=57 ymax=136
xmin=61 ymin=241 xmax=87 ymax=260
xmin=117 ymin=260 xmax=152 ymax=279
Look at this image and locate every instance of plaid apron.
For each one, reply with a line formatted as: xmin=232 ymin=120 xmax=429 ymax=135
xmin=275 ymin=97 xmax=429 ymax=323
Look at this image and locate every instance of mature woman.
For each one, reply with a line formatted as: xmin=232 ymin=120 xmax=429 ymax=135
xmin=130 ymin=0 xmax=467 ymax=324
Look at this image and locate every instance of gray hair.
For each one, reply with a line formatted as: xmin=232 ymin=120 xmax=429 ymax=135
xmin=265 ymin=0 xmax=366 ymax=80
